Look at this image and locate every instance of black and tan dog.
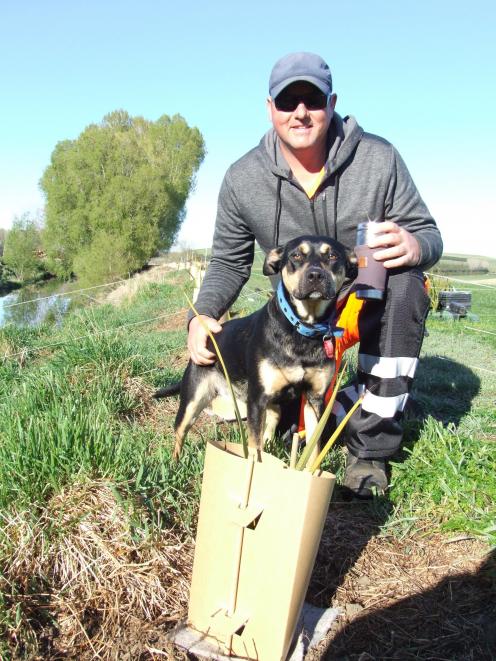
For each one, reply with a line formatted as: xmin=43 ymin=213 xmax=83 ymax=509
xmin=154 ymin=235 xmax=357 ymax=460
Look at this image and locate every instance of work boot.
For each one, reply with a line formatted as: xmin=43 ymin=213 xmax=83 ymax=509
xmin=343 ymin=452 xmax=388 ymax=499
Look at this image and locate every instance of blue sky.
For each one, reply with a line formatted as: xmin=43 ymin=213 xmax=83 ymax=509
xmin=1 ymin=0 xmax=495 ymax=256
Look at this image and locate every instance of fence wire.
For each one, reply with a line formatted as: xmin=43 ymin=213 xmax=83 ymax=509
xmin=1 ymin=261 xmax=495 ymax=377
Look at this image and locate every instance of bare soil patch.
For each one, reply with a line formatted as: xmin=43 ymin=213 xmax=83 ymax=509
xmin=307 ymin=501 xmax=495 ymax=660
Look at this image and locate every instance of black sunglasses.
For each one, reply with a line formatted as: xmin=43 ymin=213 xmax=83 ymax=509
xmin=273 ymin=91 xmax=330 ymax=112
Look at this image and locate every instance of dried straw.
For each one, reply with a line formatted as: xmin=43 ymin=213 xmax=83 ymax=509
xmin=1 ymin=480 xmax=194 ymax=659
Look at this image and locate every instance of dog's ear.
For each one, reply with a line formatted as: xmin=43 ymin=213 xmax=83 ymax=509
xmin=263 ymin=246 xmax=285 ymax=275
xmin=346 ymin=249 xmax=358 ymax=280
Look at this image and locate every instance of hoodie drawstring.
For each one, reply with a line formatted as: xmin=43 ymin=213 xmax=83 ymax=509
xmin=322 ymin=173 xmax=340 ymax=240
xmin=273 ymin=176 xmax=282 ymax=247
xmin=333 ymin=173 xmax=340 ymax=239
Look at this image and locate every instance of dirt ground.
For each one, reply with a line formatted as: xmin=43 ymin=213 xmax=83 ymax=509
xmin=305 ymin=501 xmax=495 ymax=660
xmin=134 ymin=501 xmax=495 ymax=660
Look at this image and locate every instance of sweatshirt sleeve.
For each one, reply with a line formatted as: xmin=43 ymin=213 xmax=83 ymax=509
xmin=385 ymin=147 xmax=443 ymax=269
xmin=188 ymin=167 xmax=255 ymax=322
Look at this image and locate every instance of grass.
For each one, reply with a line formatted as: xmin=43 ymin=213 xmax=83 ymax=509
xmin=0 ymin=276 xmax=206 ymax=525
xmin=0 ymin=259 xmax=495 ymax=657
xmin=388 ymin=418 xmax=496 ymax=543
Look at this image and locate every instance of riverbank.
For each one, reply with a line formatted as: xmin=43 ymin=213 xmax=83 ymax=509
xmin=0 ymin=255 xmax=182 ymax=328
xmin=0 ymin=280 xmax=20 ymax=296
xmin=103 ymin=255 xmax=180 ymax=306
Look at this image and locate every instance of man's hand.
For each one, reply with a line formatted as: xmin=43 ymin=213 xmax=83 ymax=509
xmin=368 ymin=221 xmax=421 ymax=269
xmin=188 ymin=315 xmax=222 ymax=365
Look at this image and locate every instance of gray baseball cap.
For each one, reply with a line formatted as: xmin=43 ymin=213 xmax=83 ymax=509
xmin=269 ymin=52 xmax=333 ymax=99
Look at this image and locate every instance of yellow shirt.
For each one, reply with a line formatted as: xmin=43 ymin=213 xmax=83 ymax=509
xmin=301 ymin=167 xmax=326 ymax=199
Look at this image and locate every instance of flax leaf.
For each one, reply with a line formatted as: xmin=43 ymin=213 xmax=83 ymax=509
xmin=296 ymin=360 xmax=349 ymax=471
xmin=186 ymin=294 xmax=248 ymax=458
xmin=309 ymin=397 xmax=364 ymax=474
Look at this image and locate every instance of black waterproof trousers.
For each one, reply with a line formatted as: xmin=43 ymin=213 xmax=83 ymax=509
xmin=340 ymin=267 xmax=431 ymax=459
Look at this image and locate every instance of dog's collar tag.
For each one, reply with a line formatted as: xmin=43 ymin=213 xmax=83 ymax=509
xmin=323 ymin=336 xmax=335 ymax=358
xmin=323 ymin=327 xmax=344 ymax=359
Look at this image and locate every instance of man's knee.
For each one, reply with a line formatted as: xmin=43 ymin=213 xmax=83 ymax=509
xmin=358 ymin=268 xmax=430 ymax=358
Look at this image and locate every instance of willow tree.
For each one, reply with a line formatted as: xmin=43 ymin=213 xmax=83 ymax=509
xmin=2 ymin=213 xmax=44 ymax=282
xmin=41 ymin=110 xmax=205 ymax=283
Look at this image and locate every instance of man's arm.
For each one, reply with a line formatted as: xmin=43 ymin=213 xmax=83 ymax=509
xmin=187 ymin=168 xmax=255 ymax=364
xmin=190 ymin=168 xmax=255 ymax=321
xmin=369 ymin=147 xmax=443 ymax=270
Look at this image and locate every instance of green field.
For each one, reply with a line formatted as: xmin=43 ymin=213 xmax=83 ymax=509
xmin=0 ymin=259 xmax=495 ymax=658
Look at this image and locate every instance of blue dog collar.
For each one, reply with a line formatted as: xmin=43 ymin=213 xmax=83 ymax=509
xmin=276 ymin=282 xmax=344 ymax=339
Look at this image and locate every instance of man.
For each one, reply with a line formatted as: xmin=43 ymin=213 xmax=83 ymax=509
xmin=187 ymin=52 xmax=442 ymax=497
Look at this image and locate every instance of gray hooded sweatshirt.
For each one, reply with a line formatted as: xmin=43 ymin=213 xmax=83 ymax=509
xmin=192 ymin=113 xmax=442 ymax=321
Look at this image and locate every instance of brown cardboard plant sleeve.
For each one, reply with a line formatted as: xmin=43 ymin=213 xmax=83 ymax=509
xmin=187 ymin=440 xmax=335 ymax=661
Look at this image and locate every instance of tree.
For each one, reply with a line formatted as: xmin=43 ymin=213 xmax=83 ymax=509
xmin=40 ymin=110 xmax=205 ymax=283
xmin=0 ymin=227 xmax=6 ymax=257
xmin=72 ymin=230 xmax=131 ymax=286
xmin=2 ymin=214 xmax=44 ymax=282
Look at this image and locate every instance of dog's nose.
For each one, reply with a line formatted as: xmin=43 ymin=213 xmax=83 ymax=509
xmin=307 ymin=268 xmax=325 ymax=282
